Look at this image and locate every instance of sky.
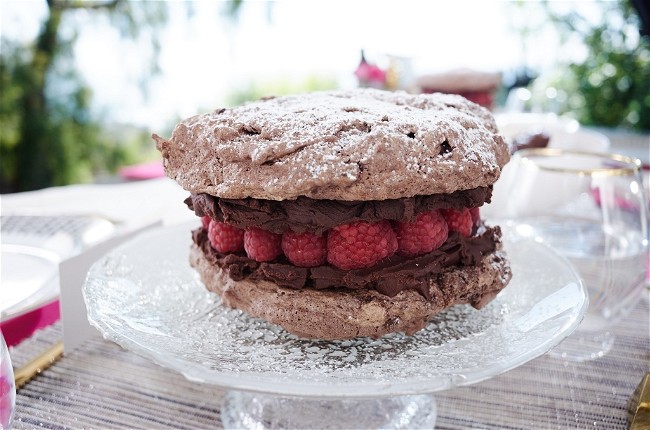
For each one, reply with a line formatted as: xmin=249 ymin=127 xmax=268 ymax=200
xmin=1 ymin=1 xmax=587 ymax=131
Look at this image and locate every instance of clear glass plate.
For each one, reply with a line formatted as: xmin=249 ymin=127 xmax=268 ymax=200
xmin=84 ymin=223 xmax=587 ymax=398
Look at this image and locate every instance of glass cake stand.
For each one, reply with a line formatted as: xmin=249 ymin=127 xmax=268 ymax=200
xmin=83 ymin=223 xmax=588 ymax=429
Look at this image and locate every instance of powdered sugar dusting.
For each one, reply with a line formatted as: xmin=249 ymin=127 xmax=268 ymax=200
xmin=156 ymin=89 xmax=510 ymax=201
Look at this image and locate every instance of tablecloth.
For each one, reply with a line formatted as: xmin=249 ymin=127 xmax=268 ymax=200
xmin=9 ymin=295 xmax=649 ymax=429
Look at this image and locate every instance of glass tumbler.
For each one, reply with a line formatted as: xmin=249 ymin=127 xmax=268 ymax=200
xmin=0 ymin=332 xmax=15 ymax=429
xmin=496 ymin=148 xmax=648 ymax=361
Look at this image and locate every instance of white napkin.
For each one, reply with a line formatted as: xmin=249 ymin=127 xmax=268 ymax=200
xmin=59 ymin=222 xmax=161 ymax=352
xmin=1 ymin=177 xmax=192 ymax=228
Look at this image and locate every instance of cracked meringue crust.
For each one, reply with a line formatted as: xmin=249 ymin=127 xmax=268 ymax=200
xmin=154 ymin=89 xmax=509 ymax=201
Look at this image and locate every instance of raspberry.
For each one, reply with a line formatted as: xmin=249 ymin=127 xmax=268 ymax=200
xmin=470 ymin=207 xmax=481 ymax=229
xmin=208 ymin=220 xmax=244 ymax=253
xmin=327 ymin=220 xmax=398 ymax=270
xmin=201 ymin=215 xmax=211 ymax=230
xmin=244 ymin=227 xmax=282 ymax=262
xmin=395 ymin=210 xmax=448 ymax=256
xmin=281 ymin=230 xmax=327 ymax=267
xmin=440 ymin=208 xmax=472 ymax=237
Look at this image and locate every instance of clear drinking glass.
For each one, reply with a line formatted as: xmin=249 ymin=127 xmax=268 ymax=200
xmin=0 ymin=332 xmax=15 ymax=429
xmin=496 ymin=148 xmax=648 ymax=361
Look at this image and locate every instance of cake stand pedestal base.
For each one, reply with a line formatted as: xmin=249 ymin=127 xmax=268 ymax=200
xmin=221 ymin=391 xmax=437 ymax=429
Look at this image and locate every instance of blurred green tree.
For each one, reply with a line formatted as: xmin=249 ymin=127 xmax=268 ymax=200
xmin=515 ymin=0 xmax=649 ymax=131
xmin=0 ymin=0 xmax=243 ymax=193
xmin=550 ymin=0 xmax=649 ymax=131
xmin=0 ymin=0 xmax=168 ymax=192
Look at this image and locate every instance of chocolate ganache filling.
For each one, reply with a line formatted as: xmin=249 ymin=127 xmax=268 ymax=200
xmin=189 ymin=189 xmax=502 ymax=300
xmin=186 ymin=186 xmax=492 ymax=235
xmin=191 ymin=224 xmax=502 ymax=301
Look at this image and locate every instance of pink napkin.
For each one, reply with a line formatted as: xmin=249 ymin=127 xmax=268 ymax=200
xmin=1 ymin=300 xmax=60 ymax=347
xmin=119 ymin=160 xmax=165 ymax=181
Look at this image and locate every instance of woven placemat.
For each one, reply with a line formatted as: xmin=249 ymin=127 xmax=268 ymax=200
xmin=10 ymin=295 xmax=649 ymax=429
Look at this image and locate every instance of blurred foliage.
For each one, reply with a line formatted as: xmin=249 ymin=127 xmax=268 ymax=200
xmin=226 ymin=75 xmax=339 ymax=107
xmin=0 ymin=0 xmax=165 ymax=192
xmin=522 ymin=0 xmax=650 ymax=131
xmin=0 ymin=0 xmax=243 ymax=193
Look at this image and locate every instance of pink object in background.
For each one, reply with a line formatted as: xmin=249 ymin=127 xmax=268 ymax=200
xmin=354 ymin=50 xmax=386 ymax=88
xmin=1 ymin=300 xmax=60 ymax=347
xmin=119 ymin=160 xmax=165 ymax=181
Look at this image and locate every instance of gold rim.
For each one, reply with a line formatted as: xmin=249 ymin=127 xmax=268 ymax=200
xmin=515 ymin=148 xmax=642 ymax=176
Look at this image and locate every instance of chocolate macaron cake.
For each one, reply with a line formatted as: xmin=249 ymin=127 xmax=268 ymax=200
xmin=153 ymin=89 xmax=512 ymax=340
